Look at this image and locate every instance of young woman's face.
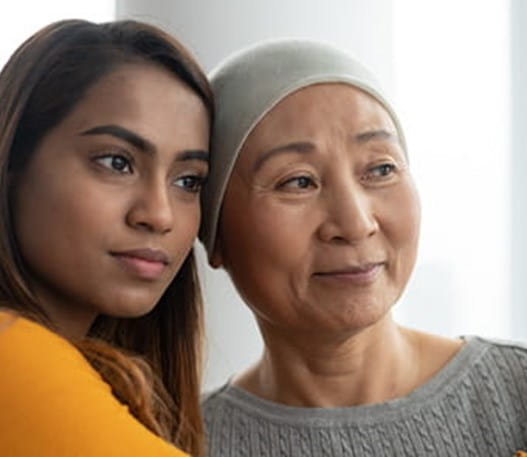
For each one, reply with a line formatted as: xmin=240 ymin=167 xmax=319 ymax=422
xmin=214 ymin=84 xmax=420 ymax=338
xmin=13 ymin=62 xmax=209 ymax=336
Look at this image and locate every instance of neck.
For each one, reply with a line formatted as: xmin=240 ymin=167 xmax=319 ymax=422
xmin=32 ymin=284 xmax=96 ymax=340
xmin=44 ymin=305 xmax=94 ymax=340
xmin=235 ymin=314 xmax=457 ymax=408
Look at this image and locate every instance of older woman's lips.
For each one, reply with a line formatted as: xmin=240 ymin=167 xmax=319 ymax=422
xmin=314 ymin=263 xmax=384 ymax=285
xmin=111 ymin=248 xmax=169 ymax=280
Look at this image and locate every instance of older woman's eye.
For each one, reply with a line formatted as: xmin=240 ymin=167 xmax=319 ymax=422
xmin=95 ymin=154 xmax=133 ymax=174
xmin=365 ymin=163 xmax=397 ymax=180
xmin=279 ymin=175 xmax=316 ymax=190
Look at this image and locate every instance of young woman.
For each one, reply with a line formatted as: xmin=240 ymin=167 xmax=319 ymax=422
xmin=0 ymin=19 xmax=212 ymax=456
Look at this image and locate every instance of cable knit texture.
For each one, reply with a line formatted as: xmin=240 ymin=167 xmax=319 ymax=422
xmin=203 ymin=337 xmax=527 ymax=456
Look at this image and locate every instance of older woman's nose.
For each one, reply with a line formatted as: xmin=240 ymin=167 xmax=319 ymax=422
xmin=317 ymin=185 xmax=378 ymax=244
xmin=126 ymin=181 xmax=174 ymax=234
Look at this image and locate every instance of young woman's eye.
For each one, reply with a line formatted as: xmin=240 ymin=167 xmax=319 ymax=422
xmin=174 ymin=175 xmax=206 ymax=193
xmin=95 ymin=154 xmax=133 ymax=174
xmin=279 ymin=175 xmax=316 ymax=190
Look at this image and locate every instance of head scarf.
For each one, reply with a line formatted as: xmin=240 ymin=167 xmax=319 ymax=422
xmin=199 ymin=38 xmax=405 ymax=258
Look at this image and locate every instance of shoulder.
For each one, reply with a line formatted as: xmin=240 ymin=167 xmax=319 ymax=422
xmin=202 ymin=382 xmax=248 ymax=431
xmin=458 ymin=335 xmax=527 ymax=392
xmin=0 ymin=310 xmax=95 ymax=383
xmin=0 ymin=311 xmax=187 ymax=457
xmin=465 ymin=335 xmax=527 ymax=361
xmin=0 ymin=311 xmax=95 ymax=364
xmin=0 ymin=310 xmax=106 ymax=401
xmin=202 ymin=383 xmax=232 ymax=411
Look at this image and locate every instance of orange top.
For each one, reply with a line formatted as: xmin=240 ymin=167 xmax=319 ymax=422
xmin=0 ymin=311 xmax=188 ymax=456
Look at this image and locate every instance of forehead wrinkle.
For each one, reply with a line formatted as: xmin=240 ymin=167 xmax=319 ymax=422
xmin=249 ymin=141 xmax=315 ymax=173
xmin=242 ymin=85 xmax=400 ymax=175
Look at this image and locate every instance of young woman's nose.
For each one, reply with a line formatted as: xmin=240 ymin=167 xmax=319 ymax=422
xmin=317 ymin=182 xmax=378 ymax=244
xmin=126 ymin=179 xmax=174 ymax=234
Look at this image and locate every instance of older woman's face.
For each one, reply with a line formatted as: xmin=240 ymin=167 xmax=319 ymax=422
xmin=214 ymin=83 xmax=420 ymax=337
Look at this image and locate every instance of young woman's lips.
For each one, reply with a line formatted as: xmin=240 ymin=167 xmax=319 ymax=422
xmin=314 ymin=262 xmax=384 ymax=285
xmin=111 ymin=248 xmax=170 ymax=280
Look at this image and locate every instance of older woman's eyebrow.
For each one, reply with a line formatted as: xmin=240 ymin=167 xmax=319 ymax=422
xmin=81 ymin=124 xmax=154 ymax=154
xmin=253 ymin=141 xmax=315 ymax=172
xmin=354 ymin=129 xmax=398 ymax=144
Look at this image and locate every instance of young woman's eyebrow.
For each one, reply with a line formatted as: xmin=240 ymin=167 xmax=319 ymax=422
xmin=80 ymin=124 xmax=154 ymax=154
xmin=80 ymin=125 xmax=209 ymax=161
xmin=177 ymin=149 xmax=209 ymax=163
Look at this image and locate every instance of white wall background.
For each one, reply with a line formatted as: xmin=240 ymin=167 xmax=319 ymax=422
xmin=510 ymin=0 xmax=527 ymax=339
xmin=115 ymin=0 xmax=395 ymax=87
xmin=391 ymin=0 xmax=511 ymax=340
xmin=0 ymin=1 xmax=114 ymax=67
xmin=1 ymin=1 xmax=523 ymax=392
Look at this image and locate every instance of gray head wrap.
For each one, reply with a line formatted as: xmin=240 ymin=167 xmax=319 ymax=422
xmin=199 ymin=38 xmax=406 ymax=258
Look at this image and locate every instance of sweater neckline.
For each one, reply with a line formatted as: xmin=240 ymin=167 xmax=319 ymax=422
xmin=214 ymin=336 xmax=488 ymax=425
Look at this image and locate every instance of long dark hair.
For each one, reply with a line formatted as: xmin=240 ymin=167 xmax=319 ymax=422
xmin=0 ymin=19 xmax=213 ymax=457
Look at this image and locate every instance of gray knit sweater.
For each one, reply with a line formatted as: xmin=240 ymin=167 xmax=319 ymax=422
xmin=203 ymin=337 xmax=527 ymax=456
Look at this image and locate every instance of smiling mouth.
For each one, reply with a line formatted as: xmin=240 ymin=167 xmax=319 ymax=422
xmin=314 ymin=262 xmax=385 ymax=285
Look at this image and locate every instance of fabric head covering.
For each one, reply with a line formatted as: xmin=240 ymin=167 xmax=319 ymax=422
xmin=199 ymin=38 xmax=406 ymax=258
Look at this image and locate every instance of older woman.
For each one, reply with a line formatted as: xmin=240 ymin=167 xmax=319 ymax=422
xmin=200 ymin=39 xmax=527 ymax=456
